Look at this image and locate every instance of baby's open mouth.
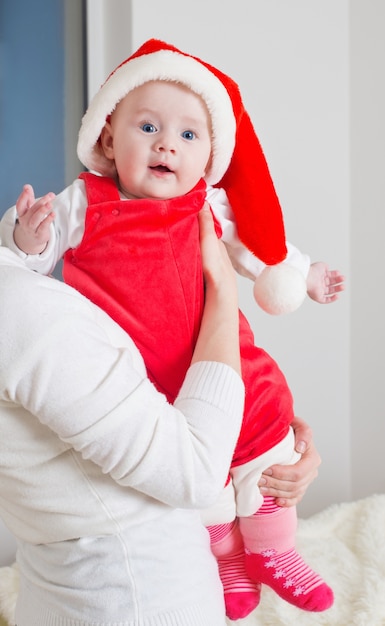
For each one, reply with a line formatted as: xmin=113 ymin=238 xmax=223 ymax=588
xmin=150 ymin=164 xmax=172 ymax=173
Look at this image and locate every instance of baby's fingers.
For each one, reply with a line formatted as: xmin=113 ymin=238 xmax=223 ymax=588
xmin=18 ymin=193 xmax=56 ymax=231
xmin=16 ymin=184 xmax=36 ymax=217
xmin=325 ymin=270 xmax=345 ymax=300
xmin=327 ymin=269 xmax=345 ymax=287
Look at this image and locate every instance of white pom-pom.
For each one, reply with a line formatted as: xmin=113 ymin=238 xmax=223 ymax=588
xmin=253 ymin=264 xmax=307 ymax=315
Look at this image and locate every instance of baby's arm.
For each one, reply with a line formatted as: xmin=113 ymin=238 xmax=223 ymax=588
xmin=1 ymin=179 xmax=87 ymax=275
xmin=14 ymin=184 xmax=56 ymax=255
xmin=207 ymin=187 xmax=310 ymax=280
xmin=208 ymin=187 xmax=345 ymax=309
xmin=306 ymin=262 xmax=345 ymax=304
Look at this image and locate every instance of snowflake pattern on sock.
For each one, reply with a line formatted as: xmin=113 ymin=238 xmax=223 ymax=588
xmin=262 ymin=549 xmax=307 ymax=597
xmin=244 ymin=547 xmax=334 ymax=612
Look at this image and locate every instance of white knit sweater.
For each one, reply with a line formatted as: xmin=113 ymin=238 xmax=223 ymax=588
xmin=0 ymin=248 xmax=245 ymax=626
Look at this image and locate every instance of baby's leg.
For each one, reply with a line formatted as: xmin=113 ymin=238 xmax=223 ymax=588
xmin=233 ymin=430 xmax=333 ymax=612
xmin=240 ymin=497 xmax=333 ymax=611
xmin=208 ymin=520 xmax=261 ymax=620
xmin=202 ymin=312 xmax=293 ymax=620
xmin=206 ymin=313 xmax=332 ymax=618
xmin=201 ymin=481 xmax=260 ymax=619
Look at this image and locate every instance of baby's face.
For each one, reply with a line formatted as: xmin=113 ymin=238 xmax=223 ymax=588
xmin=100 ymin=80 xmax=212 ymax=200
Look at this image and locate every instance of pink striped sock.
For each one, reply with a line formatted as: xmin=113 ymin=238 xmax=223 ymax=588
xmin=240 ymin=497 xmax=334 ymax=612
xmin=208 ymin=520 xmax=261 ymax=620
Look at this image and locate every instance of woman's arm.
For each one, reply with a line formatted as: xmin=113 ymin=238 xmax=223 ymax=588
xmin=0 ymin=210 xmax=244 ymax=510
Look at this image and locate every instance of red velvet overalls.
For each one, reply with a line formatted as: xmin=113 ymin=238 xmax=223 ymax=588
xmin=63 ymin=173 xmax=294 ymax=468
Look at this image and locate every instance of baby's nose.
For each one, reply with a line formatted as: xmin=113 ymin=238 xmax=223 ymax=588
xmin=154 ymin=132 xmax=176 ymax=153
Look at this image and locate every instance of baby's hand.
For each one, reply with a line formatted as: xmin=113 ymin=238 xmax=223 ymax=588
xmin=307 ymin=262 xmax=345 ymax=304
xmin=14 ymin=184 xmax=56 ymax=255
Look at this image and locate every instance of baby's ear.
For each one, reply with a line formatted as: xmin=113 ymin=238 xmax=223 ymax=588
xmin=99 ymin=123 xmax=114 ymax=159
xmin=204 ymin=152 xmax=213 ymax=179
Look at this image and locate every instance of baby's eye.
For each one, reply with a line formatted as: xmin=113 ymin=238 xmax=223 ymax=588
xmin=182 ymin=130 xmax=195 ymax=141
xmin=141 ymin=123 xmax=157 ymax=133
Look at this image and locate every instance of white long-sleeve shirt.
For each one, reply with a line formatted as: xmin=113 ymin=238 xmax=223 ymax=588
xmin=0 ymin=179 xmax=310 ymax=280
xmin=0 ymin=247 xmax=245 ymax=626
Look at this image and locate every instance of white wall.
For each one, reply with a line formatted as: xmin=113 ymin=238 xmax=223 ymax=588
xmin=86 ymin=0 xmax=133 ymax=101
xmin=350 ymin=0 xmax=385 ymax=499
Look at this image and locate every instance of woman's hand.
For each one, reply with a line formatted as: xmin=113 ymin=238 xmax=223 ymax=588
xmin=199 ymin=202 xmax=237 ymax=290
xmin=258 ymin=416 xmax=321 ymax=506
xmin=192 ymin=204 xmax=241 ymax=375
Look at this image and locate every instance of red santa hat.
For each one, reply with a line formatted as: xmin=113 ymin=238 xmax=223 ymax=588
xmin=77 ymin=38 xmax=306 ymax=314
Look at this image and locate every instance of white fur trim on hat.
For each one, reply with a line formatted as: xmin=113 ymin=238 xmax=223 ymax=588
xmin=77 ymin=49 xmax=236 ymax=185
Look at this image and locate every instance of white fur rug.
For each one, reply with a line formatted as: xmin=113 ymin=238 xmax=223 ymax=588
xmin=0 ymin=495 xmax=384 ymax=626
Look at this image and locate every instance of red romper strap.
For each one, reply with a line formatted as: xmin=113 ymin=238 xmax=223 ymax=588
xmin=79 ymin=172 xmax=121 ymax=204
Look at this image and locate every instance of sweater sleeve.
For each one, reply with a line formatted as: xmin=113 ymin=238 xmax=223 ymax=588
xmin=0 ymin=265 xmax=244 ymax=509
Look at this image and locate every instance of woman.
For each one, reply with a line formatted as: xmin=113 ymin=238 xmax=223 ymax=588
xmin=0 ymin=208 xmax=319 ymax=626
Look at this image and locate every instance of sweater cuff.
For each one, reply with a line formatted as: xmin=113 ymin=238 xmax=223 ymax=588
xmin=176 ymin=361 xmax=244 ymax=418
